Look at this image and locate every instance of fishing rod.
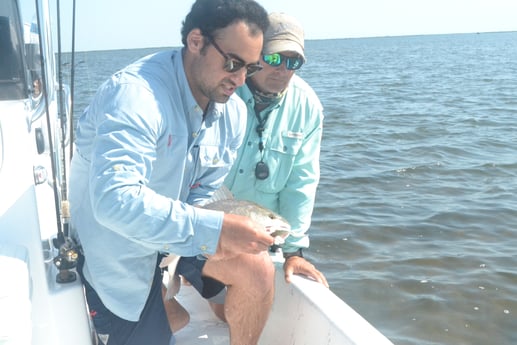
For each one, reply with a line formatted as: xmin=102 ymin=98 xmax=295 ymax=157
xmin=69 ymin=0 xmax=76 ymax=160
xmin=35 ymin=0 xmax=78 ymax=283
xmin=53 ymin=0 xmax=79 ymax=284
xmin=34 ymin=0 xmax=62 ymax=240
xmin=54 ymin=0 xmax=70 ymax=236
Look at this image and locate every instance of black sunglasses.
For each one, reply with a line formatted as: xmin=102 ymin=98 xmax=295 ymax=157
xmin=262 ymin=53 xmax=304 ymax=70
xmin=207 ymin=37 xmax=263 ymax=77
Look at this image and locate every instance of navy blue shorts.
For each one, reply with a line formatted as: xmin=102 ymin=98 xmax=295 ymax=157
xmin=176 ymin=256 xmax=226 ymax=304
xmin=78 ymin=255 xmax=174 ymax=345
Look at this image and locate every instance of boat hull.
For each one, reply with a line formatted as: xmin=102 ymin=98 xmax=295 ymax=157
xmin=173 ymin=260 xmax=394 ymax=345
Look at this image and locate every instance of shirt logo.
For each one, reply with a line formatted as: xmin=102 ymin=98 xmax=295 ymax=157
xmin=286 ymin=131 xmax=303 ymax=139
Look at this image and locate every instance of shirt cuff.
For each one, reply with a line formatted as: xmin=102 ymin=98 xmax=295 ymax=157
xmin=191 ymin=207 xmax=224 ymax=256
xmin=283 ymin=248 xmax=303 ymax=259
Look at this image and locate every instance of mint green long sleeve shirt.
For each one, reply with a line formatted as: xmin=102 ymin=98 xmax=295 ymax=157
xmin=225 ymin=74 xmax=324 ymax=253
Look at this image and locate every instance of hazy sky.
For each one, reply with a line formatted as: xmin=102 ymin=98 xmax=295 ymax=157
xmin=52 ymin=0 xmax=517 ymax=52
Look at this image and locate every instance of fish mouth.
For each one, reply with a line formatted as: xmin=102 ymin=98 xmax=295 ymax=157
xmin=264 ymin=218 xmax=291 ymax=237
xmin=269 ymin=229 xmax=292 ymax=246
xmin=269 ymin=229 xmax=292 ymax=238
xmin=265 ymin=219 xmax=292 ymax=246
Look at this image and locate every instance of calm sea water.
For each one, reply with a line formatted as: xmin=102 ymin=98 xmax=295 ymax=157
xmin=65 ymin=31 xmax=517 ymax=345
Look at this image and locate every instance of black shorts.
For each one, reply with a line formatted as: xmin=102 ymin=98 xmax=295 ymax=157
xmin=176 ymin=255 xmax=226 ymax=304
xmin=77 ymin=255 xmax=173 ymax=345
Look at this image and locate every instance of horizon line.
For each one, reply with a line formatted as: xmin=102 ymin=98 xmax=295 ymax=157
xmin=65 ymin=30 xmax=517 ymax=54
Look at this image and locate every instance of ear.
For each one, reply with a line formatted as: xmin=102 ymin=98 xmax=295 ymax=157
xmin=186 ymin=28 xmax=205 ymax=54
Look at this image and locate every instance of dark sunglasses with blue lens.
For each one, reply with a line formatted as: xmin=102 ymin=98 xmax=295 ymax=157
xmin=262 ymin=53 xmax=304 ymax=70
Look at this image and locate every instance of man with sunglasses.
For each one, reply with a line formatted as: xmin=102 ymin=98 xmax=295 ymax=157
xmin=70 ymin=1 xmax=275 ymax=344
xmin=225 ymin=12 xmax=329 ymax=293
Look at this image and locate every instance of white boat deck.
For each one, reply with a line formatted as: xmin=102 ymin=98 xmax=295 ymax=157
xmin=174 ymin=281 xmax=230 ymax=344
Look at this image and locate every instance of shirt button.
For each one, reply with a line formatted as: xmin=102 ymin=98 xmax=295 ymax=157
xmin=213 ymin=158 xmax=219 ymax=164
xmin=200 ymin=245 xmax=208 ymax=251
xmin=192 ymin=132 xmax=198 ymax=138
xmin=164 ymin=245 xmax=170 ymax=251
xmin=239 ymin=169 xmax=244 ymax=174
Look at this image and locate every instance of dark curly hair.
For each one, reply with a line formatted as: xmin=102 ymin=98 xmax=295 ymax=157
xmin=181 ymin=0 xmax=269 ymax=46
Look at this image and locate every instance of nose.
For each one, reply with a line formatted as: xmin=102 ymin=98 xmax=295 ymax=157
xmin=277 ymin=62 xmax=289 ymax=73
xmin=230 ymin=68 xmax=247 ymax=87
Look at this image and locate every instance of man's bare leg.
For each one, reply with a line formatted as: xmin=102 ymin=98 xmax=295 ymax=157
xmin=209 ymin=301 xmax=226 ymax=322
xmin=203 ymin=251 xmax=275 ymax=345
xmin=162 ymin=285 xmax=190 ymax=333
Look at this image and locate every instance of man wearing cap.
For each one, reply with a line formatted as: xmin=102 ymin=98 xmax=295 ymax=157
xmin=226 ymin=11 xmax=329 ymax=295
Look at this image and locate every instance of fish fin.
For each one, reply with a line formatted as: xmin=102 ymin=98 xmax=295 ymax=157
xmin=208 ymin=185 xmax=234 ymax=203
xmin=161 ymin=254 xmax=182 ymax=300
xmin=159 ymin=253 xmax=178 ymax=268
xmin=165 ymin=273 xmax=181 ymax=300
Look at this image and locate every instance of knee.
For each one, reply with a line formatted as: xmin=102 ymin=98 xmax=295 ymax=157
xmin=204 ymin=252 xmax=275 ymax=289
xmin=246 ymin=253 xmax=275 ymax=289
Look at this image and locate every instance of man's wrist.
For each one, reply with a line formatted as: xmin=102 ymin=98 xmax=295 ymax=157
xmin=283 ymin=248 xmax=303 ymax=259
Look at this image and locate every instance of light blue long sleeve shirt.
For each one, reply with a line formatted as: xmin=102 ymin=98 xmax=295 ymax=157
xmin=225 ymin=75 xmax=324 ymax=253
xmin=69 ymin=50 xmax=246 ymax=321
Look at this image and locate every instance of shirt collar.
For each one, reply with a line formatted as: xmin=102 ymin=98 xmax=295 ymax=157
xmin=172 ymin=49 xmax=204 ymax=118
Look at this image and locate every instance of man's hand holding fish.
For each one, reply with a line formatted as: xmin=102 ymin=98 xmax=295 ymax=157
xmin=216 ymin=213 xmax=275 ymax=257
